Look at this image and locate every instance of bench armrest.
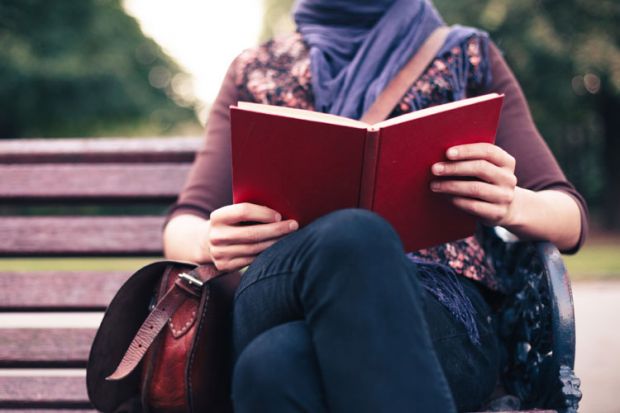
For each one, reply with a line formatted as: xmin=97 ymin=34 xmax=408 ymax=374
xmin=481 ymin=227 xmax=582 ymax=413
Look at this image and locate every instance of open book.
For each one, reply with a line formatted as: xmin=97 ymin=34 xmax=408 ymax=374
xmin=230 ymin=93 xmax=504 ymax=251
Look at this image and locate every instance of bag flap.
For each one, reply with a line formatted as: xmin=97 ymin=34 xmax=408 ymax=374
xmin=86 ymin=260 xmax=197 ymax=412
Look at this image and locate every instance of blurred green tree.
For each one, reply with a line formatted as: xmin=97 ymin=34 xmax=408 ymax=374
xmin=260 ymin=0 xmax=620 ymax=228
xmin=0 ymin=0 xmax=199 ymax=138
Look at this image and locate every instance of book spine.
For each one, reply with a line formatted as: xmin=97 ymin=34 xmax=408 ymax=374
xmin=358 ymin=128 xmax=381 ymax=209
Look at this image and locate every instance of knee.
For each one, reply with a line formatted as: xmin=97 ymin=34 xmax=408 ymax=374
xmin=232 ymin=321 xmax=314 ymax=401
xmin=309 ymin=209 xmax=402 ymax=261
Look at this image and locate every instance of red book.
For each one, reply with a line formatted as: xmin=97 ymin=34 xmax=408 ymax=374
xmin=230 ymin=93 xmax=504 ymax=251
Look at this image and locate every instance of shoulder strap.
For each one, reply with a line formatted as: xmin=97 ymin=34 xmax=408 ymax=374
xmin=106 ymin=264 xmax=227 ymax=381
xmin=361 ymin=26 xmax=450 ymax=124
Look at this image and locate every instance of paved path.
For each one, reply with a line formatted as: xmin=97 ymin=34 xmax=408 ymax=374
xmin=573 ymin=280 xmax=620 ymax=413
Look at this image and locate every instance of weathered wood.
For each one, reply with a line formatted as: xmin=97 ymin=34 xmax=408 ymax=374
xmin=0 ymin=376 xmax=90 ymax=408
xmin=0 ymin=216 xmax=164 ymax=256
xmin=0 ymin=137 xmax=201 ymax=164
xmin=0 ymin=272 xmax=129 ymax=311
xmin=0 ymin=410 xmax=95 ymax=413
xmin=0 ymin=329 xmax=94 ymax=367
xmin=0 ymin=164 xmax=190 ymax=203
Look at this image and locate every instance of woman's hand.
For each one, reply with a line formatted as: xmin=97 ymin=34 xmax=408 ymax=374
xmin=430 ymin=143 xmax=518 ymax=226
xmin=204 ymin=203 xmax=298 ymax=271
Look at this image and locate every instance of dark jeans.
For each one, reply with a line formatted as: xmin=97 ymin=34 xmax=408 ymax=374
xmin=231 ymin=209 xmax=499 ymax=412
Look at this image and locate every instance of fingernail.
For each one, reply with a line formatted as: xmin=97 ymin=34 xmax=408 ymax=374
xmin=430 ymin=182 xmax=440 ymax=191
xmin=289 ymin=221 xmax=299 ymax=230
xmin=275 ymin=213 xmax=282 ymax=221
xmin=433 ymin=163 xmax=444 ymax=174
xmin=447 ymin=148 xmax=458 ymax=158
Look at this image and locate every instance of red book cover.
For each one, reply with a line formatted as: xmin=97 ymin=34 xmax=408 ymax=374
xmin=230 ymin=93 xmax=504 ymax=251
xmin=230 ymin=106 xmax=368 ymax=225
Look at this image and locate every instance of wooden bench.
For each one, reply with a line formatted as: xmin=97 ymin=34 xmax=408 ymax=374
xmin=0 ymin=137 xmax=581 ymax=412
xmin=0 ymin=137 xmax=200 ymax=409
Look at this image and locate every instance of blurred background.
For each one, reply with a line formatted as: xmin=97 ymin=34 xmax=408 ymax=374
xmin=1 ymin=0 xmax=618 ymax=411
xmin=2 ymin=0 xmax=619 ymax=232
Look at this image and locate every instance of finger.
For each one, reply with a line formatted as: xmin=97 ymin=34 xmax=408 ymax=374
xmin=446 ymin=143 xmax=515 ymax=169
xmin=211 ymin=203 xmax=282 ymax=225
xmin=431 ymin=179 xmax=514 ymax=204
xmin=432 ymin=160 xmax=517 ymax=186
xmin=214 ymin=255 xmax=256 ymax=272
xmin=211 ymin=238 xmax=279 ymax=261
xmin=210 ymin=220 xmax=298 ymax=246
xmin=449 ymin=197 xmax=509 ymax=225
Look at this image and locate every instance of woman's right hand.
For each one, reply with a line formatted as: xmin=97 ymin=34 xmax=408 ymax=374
xmin=204 ymin=203 xmax=299 ymax=271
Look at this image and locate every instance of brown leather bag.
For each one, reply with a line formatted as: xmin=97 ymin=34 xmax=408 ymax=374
xmin=86 ymin=261 xmax=241 ymax=412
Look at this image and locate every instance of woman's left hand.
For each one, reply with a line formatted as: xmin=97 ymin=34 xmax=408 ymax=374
xmin=430 ymin=143 xmax=518 ymax=226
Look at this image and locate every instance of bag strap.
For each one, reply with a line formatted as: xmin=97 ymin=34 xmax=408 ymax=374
xmin=106 ymin=264 xmax=225 ymax=381
xmin=360 ymin=26 xmax=450 ymax=124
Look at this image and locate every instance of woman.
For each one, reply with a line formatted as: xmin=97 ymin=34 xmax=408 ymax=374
xmin=163 ymin=0 xmax=587 ymax=411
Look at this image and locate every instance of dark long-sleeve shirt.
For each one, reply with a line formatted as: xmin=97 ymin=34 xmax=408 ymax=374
xmin=166 ymin=34 xmax=588 ymax=291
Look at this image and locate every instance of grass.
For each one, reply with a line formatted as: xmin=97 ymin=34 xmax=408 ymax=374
xmin=0 ymin=257 xmax=157 ymax=272
xmin=0 ymin=240 xmax=618 ymax=281
xmin=563 ymin=243 xmax=620 ymax=281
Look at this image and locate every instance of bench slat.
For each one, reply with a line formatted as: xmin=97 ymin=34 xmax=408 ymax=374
xmin=0 ymin=164 xmax=190 ymax=202
xmin=0 ymin=217 xmax=164 ymax=256
xmin=1 ymin=410 xmax=95 ymax=412
xmin=0 ymin=329 xmax=94 ymax=367
xmin=0 ymin=376 xmax=90 ymax=408
xmin=0 ymin=272 xmax=129 ymax=311
xmin=0 ymin=137 xmax=201 ymax=164
xmin=0 ymin=410 xmax=95 ymax=413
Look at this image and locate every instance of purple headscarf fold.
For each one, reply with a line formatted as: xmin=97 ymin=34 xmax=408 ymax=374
xmin=294 ymin=0 xmax=491 ymax=119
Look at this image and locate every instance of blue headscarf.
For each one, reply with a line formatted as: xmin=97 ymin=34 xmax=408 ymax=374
xmin=294 ymin=0 xmax=491 ymax=119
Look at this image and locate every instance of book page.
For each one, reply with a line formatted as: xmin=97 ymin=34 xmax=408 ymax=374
xmin=236 ymin=101 xmax=368 ymax=128
xmin=372 ymin=93 xmax=502 ymax=129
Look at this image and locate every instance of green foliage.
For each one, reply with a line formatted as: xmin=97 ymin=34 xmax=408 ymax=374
xmin=0 ymin=0 xmax=199 ymax=138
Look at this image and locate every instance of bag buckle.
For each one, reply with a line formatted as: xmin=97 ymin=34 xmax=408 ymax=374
xmin=178 ymin=272 xmax=204 ymax=290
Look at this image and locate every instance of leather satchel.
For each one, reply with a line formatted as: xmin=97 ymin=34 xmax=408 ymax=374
xmin=86 ymin=261 xmax=241 ymax=412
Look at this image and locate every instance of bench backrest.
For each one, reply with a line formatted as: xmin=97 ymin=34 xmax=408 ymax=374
xmin=0 ymin=137 xmax=201 ymax=409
